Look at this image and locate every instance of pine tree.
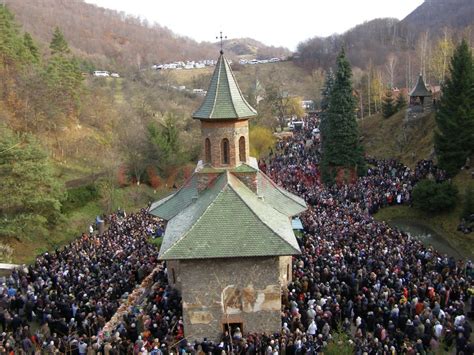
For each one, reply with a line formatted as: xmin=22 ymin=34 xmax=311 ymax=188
xmin=396 ymin=91 xmax=407 ymax=111
xmin=321 ymin=49 xmax=365 ymax=184
xmin=0 ymin=5 xmax=32 ymax=67
xmin=382 ymin=89 xmax=396 ymax=118
xmin=434 ymin=39 xmax=474 ymax=176
xmin=43 ymin=55 xmax=83 ymax=119
xmin=319 ymin=68 xmax=334 ymax=154
xmin=0 ymin=126 xmax=64 ymax=240
xmin=45 ymin=27 xmax=83 ymax=121
xmin=49 ymin=27 xmax=70 ymax=55
xmin=23 ymin=32 xmax=39 ymax=62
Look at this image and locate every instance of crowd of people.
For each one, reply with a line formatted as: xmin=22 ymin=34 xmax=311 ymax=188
xmin=0 ymin=114 xmax=472 ymax=353
xmin=230 ymin=116 xmax=472 ymax=354
xmin=0 ymin=209 xmax=166 ymax=353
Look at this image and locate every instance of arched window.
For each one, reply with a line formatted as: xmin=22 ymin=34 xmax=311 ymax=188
xmin=205 ymin=138 xmax=211 ymax=163
xmin=239 ymin=136 xmax=246 ymax=162
xmin=222 ymin=138 xmax=229 ymax=164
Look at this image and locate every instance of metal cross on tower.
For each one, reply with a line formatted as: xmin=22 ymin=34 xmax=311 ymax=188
xmin=216 ymin=31 xmax=227 ymax=54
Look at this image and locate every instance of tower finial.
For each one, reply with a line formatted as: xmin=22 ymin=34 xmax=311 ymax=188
xmin=216 ymin=31 xmax=227 ymax=54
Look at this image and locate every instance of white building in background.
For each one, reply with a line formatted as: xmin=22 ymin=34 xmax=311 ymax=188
xmin=93 ymin=71 xmax=110 ymax=77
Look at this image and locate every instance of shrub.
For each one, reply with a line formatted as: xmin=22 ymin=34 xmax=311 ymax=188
xmin=249 ymin=125 xmax=276 ymax=158
xmin=324 ymin=330 xmax=355 ymax=355
xmin=412 ymin=180 xmax=458 ymax=213
xmin=62 ymin=184 xmax=99 ymax=213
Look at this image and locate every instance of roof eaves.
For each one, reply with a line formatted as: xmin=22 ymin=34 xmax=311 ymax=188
xmin=257 ymin=171 xmax=307 ymax=216
xmin=149 ymin=192 xmax=175 ymax=215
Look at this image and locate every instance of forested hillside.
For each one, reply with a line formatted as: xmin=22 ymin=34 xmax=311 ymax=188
xmin=0 ymin=4 xmax=205 ymax=261
xmin=402 ymin=0 xmax=474 ymax=37
xmin=3 ymin=0 xmax=290 ymax=70
xmin=4 ymin=0 xmax=217 ymax=69
xmin=296 ymin=0 xmax=474 ymax=90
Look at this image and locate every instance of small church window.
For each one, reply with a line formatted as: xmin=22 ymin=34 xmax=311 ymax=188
xmin=172 ymin=268 xmax=176 ymax=284
xmin=239 ymin=136 xmax=246 ymax=162
xmin=222 ymin=138 xmax=230 ymax=164
xmin=205 ymin=138 xmax=211 ymax=163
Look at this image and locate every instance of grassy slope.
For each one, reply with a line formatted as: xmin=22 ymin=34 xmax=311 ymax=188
xmin=8 ymin=184 xmax=168 ymax=264
xmin=171 ymin=61 xmax=317 ymax=100
xmin=359 ymin=110 xmax=436 ymax=168
xmin=360 ymin=111 xmax=474 ymax=258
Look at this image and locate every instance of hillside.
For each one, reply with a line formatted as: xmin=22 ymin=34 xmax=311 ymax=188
xmin=297 ymin=18 xmax=405 ymax=71
xmin=296 ymin=0 xmax=474 ymax=87
xmin=220 ymin=38 xmax=290 ymax=59
xmin=402 ymin=0 xmax=474 ymax=37
xmin=359 ymin=110 xmax=436 ymax=167
xmin=4 ymin=0 xmax=291 ymax=70
xmin=4 ymin=0 xmax=219 ymax=69
xmin=170 ymin=61 xmax=318 ymax=101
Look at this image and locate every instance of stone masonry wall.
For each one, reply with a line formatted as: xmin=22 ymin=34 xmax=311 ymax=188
xmin=201 ymin=120 xmax=249 ymax=168
xmin=179 ymin=257 xmax=281 ymax=342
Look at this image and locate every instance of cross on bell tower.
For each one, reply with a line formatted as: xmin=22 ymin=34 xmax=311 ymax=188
xmin=216 ymin=31 xmax=227 ymax=54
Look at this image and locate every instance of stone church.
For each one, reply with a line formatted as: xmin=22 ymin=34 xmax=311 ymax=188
xmin=149 ymin=50 xmax=307 ymax=341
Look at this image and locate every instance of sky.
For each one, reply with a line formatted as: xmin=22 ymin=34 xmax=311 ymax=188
xmin=84 ymin=0 xmax=425 ymax=51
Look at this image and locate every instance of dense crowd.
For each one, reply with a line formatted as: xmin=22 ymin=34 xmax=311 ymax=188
xmin=0 ymin=209 xmax=165 ymax=353
xmin=1 ymin=115 xmax=473 ymax=353
xmin=230 ymin=117 xmax=473 ymax=354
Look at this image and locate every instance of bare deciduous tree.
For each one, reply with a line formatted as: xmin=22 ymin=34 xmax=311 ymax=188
xmin=385 ymin=54 xmax=398 ymax=89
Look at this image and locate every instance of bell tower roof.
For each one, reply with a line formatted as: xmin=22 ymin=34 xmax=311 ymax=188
xmin=409 ymin=74 xmax=432 ymax=97
xmin=193 ymin=53 xmax=257 ymax=120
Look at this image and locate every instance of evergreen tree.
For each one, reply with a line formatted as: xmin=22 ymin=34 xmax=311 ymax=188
xmin=396 ymin=91 xmax=407 ymax=111
xmin=321 ymin=49 xmax=365 ymax=184
xmin=0 ymin=126 xmax=64 ymax=241
xmin=148 ymin=113 xmax=186 ymax=176
xmin=319 ymin=68 xmax=334 ymax=154
xmin=0 ymin=5 xmax=32 ymax=67
xmin=43 ymin=55 xmax=83 ymax=119
xmin=49 ymin=27 xmax=70 ymax=55
xmin=434 ymin=39 xmax=474 ymax=176
xmin=382 ymin=89 xmax=396 ymax=118
xmin=23 ymin=32 xmax=39 ymax=62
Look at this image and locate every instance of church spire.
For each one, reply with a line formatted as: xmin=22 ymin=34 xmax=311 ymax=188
xmin=192 ymin=52 xmax=257 ymax=120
